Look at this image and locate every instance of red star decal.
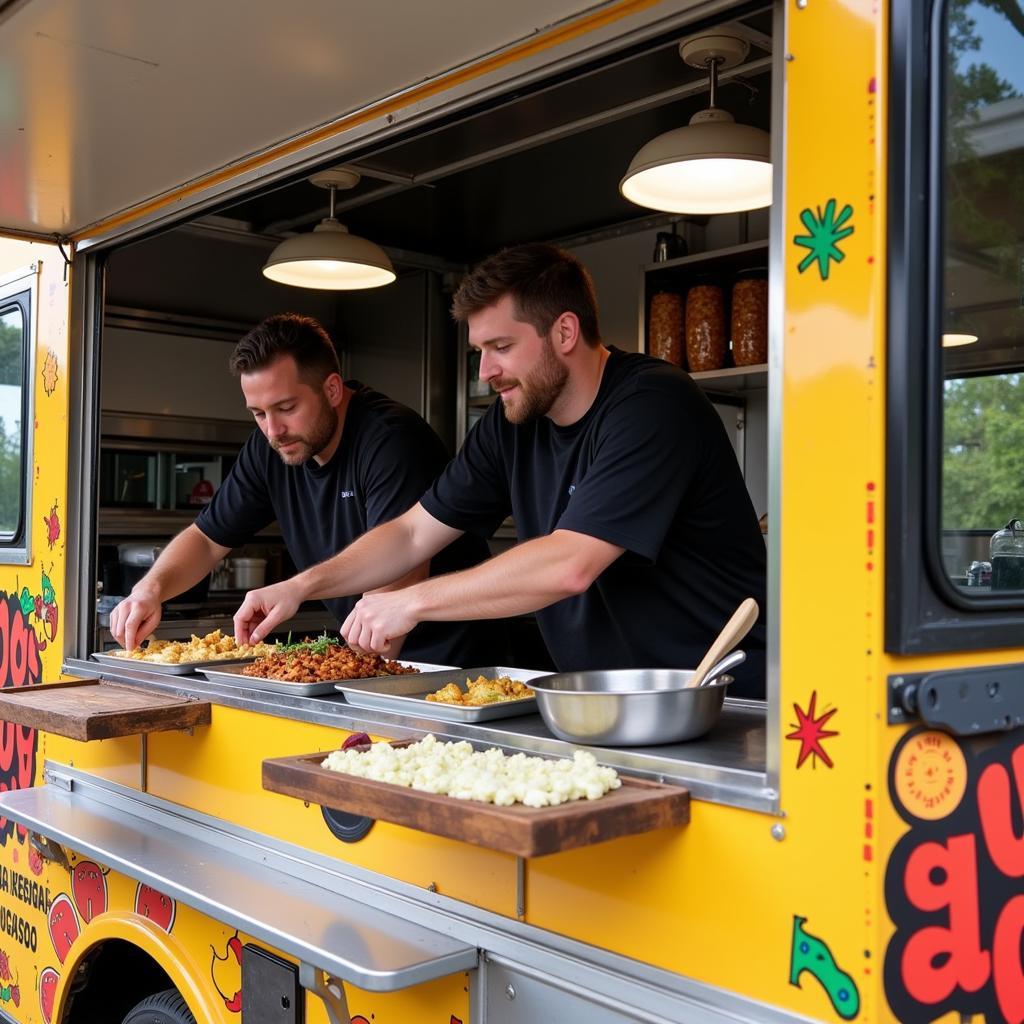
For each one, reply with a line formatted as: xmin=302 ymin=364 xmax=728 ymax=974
xmin=786 ymin=691 xmax=839 ymax=769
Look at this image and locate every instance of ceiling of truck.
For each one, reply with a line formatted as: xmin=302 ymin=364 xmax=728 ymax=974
xmin=0 ymin=0 xmax=651 ymax=237
xmin=209 ymin=10 xmax=773 ymax=262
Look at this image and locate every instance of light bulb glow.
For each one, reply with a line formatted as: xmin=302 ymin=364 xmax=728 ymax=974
xmin=621 ymin=157 xmax=772 ymax=214
xmin=941 ymin=333 xmax=979 ymax=348
xmin=262 ymin=259 xmax=396 ymax=290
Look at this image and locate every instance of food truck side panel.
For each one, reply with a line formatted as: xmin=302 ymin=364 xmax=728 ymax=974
xmin=0 ymin=238 xmax=71 ymax=1020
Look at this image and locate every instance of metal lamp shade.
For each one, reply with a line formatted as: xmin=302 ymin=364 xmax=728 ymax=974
xmin=620 ymin=110 xmax=772 ymax=215
xmin=262 ymin=219 xmax=396 ymax=290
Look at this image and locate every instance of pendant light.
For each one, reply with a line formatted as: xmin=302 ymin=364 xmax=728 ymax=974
xmin=620 ymin=33 xmax=772 ymax=215
xmin=262 ymin=169 xmax=396 ymax=290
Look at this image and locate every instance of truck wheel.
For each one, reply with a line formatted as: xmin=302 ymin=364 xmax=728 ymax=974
xmin=121 ymin=989 xmax=197 ymax=1024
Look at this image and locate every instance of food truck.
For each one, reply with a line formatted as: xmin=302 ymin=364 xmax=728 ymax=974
xmin=0 ymin=0 xmax=1021 ymax=1020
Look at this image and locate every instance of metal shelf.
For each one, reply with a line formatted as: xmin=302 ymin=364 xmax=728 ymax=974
xmin=689 ymin=363 xmax=768 ymax=392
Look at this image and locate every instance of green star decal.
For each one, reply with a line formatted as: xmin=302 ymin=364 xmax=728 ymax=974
xmin=794 ymin=200 xmax=854 ymax=281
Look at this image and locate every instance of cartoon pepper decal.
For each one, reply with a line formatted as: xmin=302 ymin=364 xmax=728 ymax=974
xmin=47 ymin=894 xmax=79 ymax=965
xmin=39 ymin=966 xmax=59 ymax=1024
xmin=71 ymin=861 xmax=108 ymax=923
xmin=211 ymin=931 xmax=242 ymax=1013
xmin=134 ymin=883 xmax=176 ymax=931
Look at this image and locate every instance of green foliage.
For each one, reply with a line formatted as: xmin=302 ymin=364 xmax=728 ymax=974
xmin=0 ymin=416 xmax=22 ymax=536
xmin=941 ymin=1 xmax=1024 ymax=536
xmin=0 ymin=319 xmax=23 ymax=387
xmin=944 ymin=375 xmax=1024 ymax=529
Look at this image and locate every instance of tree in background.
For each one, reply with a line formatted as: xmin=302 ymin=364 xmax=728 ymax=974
xmin=0 ymin=317 xmax=22 ymax=535
xmin=942 ymin=0 xmax=1024 ymax=534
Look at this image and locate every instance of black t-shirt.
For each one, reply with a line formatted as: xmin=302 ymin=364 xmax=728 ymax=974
xmin=196 ymin=383 xmax=497 ymax=666
xmin=420 ymin=349 xmax=767 ymax=697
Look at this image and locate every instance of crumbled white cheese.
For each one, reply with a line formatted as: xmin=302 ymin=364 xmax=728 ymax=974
xmin=321 ymin=734 xmax=621 ymax=807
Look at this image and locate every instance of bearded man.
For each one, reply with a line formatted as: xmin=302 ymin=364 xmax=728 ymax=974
xmin=234 ymin=245 xmax=768 ymax=697
xmin=110 ymin=313 xmax=494 ymax=665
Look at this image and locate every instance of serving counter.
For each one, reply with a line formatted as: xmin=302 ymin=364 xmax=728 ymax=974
xmin=62 ymin=656 xmax=771 ymax=812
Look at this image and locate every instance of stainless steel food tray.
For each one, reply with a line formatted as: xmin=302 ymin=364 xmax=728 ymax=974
xmin=336 ymin=666 xmax=548 ymax=722
xmin=90 ymin=651 xmax=258 ymax=676
xmin=199 ymin=661 xmax=456 ymax=697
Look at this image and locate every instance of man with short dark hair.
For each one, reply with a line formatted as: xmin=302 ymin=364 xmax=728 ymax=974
xmin=234 ymin=246 xmax=767 ymax=697
xmin=110 ymin=313 xmax=494 ymax=665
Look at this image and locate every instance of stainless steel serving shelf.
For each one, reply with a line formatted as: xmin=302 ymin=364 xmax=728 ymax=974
xmin=64 ymin=657 xmax=772 ymax=812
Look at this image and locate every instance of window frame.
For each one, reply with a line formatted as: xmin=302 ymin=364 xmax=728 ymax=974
xmin=0 ymin=264 xmax=38 ymax=565
xmin=886 ymin=0 xmax=1024 ymax=652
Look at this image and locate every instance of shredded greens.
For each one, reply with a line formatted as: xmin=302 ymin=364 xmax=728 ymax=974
xmin=277 ymin=631 xmax=344 ymax=655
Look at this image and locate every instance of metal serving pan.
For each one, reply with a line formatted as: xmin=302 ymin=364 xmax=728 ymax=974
xmin=528 ymin=669 xmax=733 ymax=746
xmin=90 ymin=651 xmax=258 ymax=676
xmin=200 ymin=661 xmax=456 ymax=698
xmin=336 ymin=666 xmax=547 ymax=722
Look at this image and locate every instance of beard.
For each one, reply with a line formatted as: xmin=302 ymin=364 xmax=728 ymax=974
xmin=270 ymin=398 xmax=338 ymax=465
xmin=494 ymin=338 xmax=568 ymax=424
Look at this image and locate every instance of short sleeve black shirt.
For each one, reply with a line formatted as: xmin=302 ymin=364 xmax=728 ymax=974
xmin=421 ymin=350 xmax=767 ymax=696
xmin=196 ymin=383 xmax=496 ymax=665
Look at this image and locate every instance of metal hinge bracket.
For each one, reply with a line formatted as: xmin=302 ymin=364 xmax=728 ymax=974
xmin=889 ymin=661 xmax=1024 ymax=735
xmin=298 ymin=963 xmax=350 ymax=1024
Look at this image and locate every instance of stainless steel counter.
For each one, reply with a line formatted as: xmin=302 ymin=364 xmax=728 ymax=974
xmin=64 ymin=657 xmax=773 ymax=813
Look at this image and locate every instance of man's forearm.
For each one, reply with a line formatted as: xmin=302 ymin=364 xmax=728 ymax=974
xmin=135 ymin=525 xmax=228 ymax=601
xmin=294 ymin=512 xmax=439 ymax=602
xmin=408 ymin=530 xmax=620 ymax=622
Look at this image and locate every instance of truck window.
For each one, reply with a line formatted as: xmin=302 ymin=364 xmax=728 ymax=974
xmin=939 ymin=0 xmax=1024 ymax=596
xmin=0 ymin=286 xmax=31 ymax=557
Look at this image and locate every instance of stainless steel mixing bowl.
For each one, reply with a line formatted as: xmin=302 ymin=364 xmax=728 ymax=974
xmin=528 ymin=669 xmax=731 ymax=746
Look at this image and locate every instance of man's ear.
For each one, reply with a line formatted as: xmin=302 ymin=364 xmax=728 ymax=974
xmin=323 ymin=372 xmax=344 ymax=406
xmin=554 ymin=312 xmax=582 ymax=354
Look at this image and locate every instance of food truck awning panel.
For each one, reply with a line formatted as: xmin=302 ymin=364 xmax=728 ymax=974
xmin=0 ymin=0 xmax=651 ymax=238
xmin=0 ymin=781 xmax=479 ymax=989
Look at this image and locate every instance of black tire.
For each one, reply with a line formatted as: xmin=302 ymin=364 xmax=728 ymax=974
xmin=121 ymin=988 xmax=197 ymax=1024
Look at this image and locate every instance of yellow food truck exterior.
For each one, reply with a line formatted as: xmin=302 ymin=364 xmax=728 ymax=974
xmin=0 ymin=0 xmax=1021 ymax=1020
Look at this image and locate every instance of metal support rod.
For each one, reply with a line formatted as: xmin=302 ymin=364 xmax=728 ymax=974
xmin=140 ymin=733 xmax=148 ymax=793
xmin=299 ymin=963 xmax=350 ymax=1024
xmin=707 ymin=57 xmax=721 ymax=109
xmin=328 ymin=185 xmax=336 ymax=221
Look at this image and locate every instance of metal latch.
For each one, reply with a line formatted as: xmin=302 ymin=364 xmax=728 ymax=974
xmin=43 ymin=768 xmax=74 ymax=792
xmin=889 ymin=662 xmax=1024 ymax=735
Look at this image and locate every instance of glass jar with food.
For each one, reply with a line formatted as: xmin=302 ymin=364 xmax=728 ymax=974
xmin=685 ymin=280 xmax=727 ymax=372
xmin=648 ymin=291 xmax=685 ymax=367
xmin=731 ymin=269 xmax=768 ymax=366
xmin=990 ymin=518 xmax=1024 ymax=590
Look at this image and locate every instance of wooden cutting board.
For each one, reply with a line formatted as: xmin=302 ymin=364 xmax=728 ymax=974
xmin=263 ymin=750 xmax=689 ymax=858
xmin=0 ymin=679 xmax=211 ymax=741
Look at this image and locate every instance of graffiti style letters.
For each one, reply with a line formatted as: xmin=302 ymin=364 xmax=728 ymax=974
xmin=993 ymin=895 xmax=1024 ymax=1024
xmin=901 ymin=836 xmax=990 ymax=1003
xmin=886 ymin=730 xmax=1024 ymax=1022
xmin=0 ymin=595 xmax=40 ymax=845
xmin=978 ymin=745 xmax=1024 ymax=878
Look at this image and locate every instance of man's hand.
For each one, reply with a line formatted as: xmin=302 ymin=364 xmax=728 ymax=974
xmin=234 ymin=581 xmax=302 ymax=645
xmin=109 ymin=589 xmax=162 ymax=652
xmin=342 ymin=590 xmax=422 ymax=656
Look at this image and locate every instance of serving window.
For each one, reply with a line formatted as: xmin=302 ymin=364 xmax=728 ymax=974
xmin=0 ymin=268 xmax=35 ymax=564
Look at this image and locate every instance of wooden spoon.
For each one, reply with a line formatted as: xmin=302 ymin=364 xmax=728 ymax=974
xmin=685 ymin=598 xmax=760 ymax=689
